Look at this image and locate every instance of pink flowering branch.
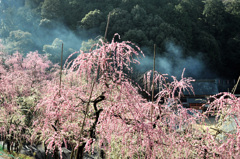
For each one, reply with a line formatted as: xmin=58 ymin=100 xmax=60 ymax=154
xmin=1 ymin=35 xmax=240 ymax=159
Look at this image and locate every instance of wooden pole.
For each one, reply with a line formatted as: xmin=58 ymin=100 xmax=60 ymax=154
xmin=232 ymin=76 xmax=240 ymax=94
xmin=152 ymin=44 xmax=156 ymax=102
xmin=59 ymin=43 xmax=63 ymax=91
xmin=104 ymin=13 xmax=110 ymax=41
xmin=151 ymin=44 xmax=156 ymax=122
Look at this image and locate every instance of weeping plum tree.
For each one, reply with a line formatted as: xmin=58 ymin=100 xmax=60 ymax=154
xmin=28 ymin=34 xmax=223 ymax=159
xmin=97 ymin=69 xmax=205 ymax=158
xmin=0 ymin=51 xmax=57 ymax=152
xmin=204 ymin=92 xmax=240 ymax=157
xmin=31 ymin=34 xmax=144 ymax=158
xmin=1 ymin=35 xmax=240 ymax=159
xmin=67 ymin=34 xmax=240 ymax=158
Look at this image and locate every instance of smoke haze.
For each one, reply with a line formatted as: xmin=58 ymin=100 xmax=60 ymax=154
xmin=0 ymin=0 xmax=89 ymax=63
xmin=137 ymin=42 xmax=216 ymax=79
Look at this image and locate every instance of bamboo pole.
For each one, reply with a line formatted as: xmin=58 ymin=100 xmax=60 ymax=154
xmin=151 ymin=44 xmax=156 ymax=122
xmin=232 ymin=76 xmax=240 ymax=94
xmin=152 ymin=44 xmax=156 ymax=102
xmin=104 ymin=13 xmax=110 ymax=41
xmin=59 ymin=43 xmax=63 ymax=92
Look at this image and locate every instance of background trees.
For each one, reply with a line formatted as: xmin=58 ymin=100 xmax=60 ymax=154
xmin=0 ymin=0 xmax=240 ymax=78
xmin=41 ymin=0 xmax=64 ymax=21
xmin=5 ymin=30 xmax=37 ymax=53
xmin=80 ymin=9 xmax=104 ymax=30
xmin=223 ymin=0 xmax=240 ymax=17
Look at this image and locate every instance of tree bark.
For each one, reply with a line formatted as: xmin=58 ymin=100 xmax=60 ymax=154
xmin=74 ymin=143 xmax=86 ymax=159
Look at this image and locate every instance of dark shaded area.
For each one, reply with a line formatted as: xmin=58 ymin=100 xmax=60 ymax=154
xmin=183 ymin=79 xmax=219 ymax=96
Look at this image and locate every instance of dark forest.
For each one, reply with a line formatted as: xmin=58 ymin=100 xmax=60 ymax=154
xmin=0 ymin=0 xmax=240 ymax=79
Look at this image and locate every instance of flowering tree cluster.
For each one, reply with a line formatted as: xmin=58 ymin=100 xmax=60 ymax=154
xmin=204 ymin=92 xmax=240 ymax=158
xmin=0 ymin=50 xmax=57 ymax=152
xmin=0 ymin=35 xmax=240 ymax=159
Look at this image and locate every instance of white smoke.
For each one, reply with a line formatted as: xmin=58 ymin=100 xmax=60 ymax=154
xmin=137 ymin=42 xmax=215 ymax=79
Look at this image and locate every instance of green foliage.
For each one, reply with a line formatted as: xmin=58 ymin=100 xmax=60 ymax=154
xmin=0 ymin=7 xmax=20 ymax=37
xmin=0 ymin=20 xmax=10 ymax=39
xmin=41 ymin=0 xmax=64 ymax=20
xmin=156 ymin=22 xmax=186 ymax=49
xmin=25 ymin=0 xmax=44 ymax=8
xmin=223 ymin=0 xmax=240 ymax=17
xmin=123 ymin=29 xmax=148 ymax=46
xmin=39 ymin=18 xmax=54 ymax=28
xmin=5 ymin=30 xmax=36 ymax=54
xmin=43 ymin=38 xmax=75 ymax=63
xmin=203 ymin=0 xmax=226 ymax=33
xmin=80 ymin=9 xmax=104 ymax=30
xmin=17 ymin=94 xmax=39 ymax=127
xmin=1 ymin=0 xmax=240 ymax=78
xmin=131 ymin=5 xmax=147 ymax=26
xmin=108 ymin=8 xmax=133 ymax=37
xmin=80 ymin=37 xmax=103 ymax=52
xmin=173 ymin=0 xmax=204 ymax=44
xmin=193 ymin=31 xmax=221 ymax=70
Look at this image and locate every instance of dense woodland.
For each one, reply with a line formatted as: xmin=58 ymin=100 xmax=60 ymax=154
xmin=0 ymin=0 xmax=240 ymax=79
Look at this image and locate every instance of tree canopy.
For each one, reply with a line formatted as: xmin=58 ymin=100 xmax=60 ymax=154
xmin=0 ymin=0 xmax=239 ymax=79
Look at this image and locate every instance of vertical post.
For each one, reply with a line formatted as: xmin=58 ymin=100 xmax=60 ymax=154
xmin=152 ymin=44 xmax=156 ymax=103
xmin=151 ymin=44 xmax=156 ymax=122
xmin=104 ymin=13 xmax=110 ymax=41
xmin=59 ymin=43 xmax=63 ymax=92
xmin=232 ymin=76 xmax=240 ymax=94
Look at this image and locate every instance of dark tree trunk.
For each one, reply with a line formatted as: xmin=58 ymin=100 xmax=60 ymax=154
xmin=54 ymin=148 xmax=59 ymax=159
xmin=6 ymin=140 xmax=10 ymax=152
xmin=75 ymin=143 xmax=86 ymax=159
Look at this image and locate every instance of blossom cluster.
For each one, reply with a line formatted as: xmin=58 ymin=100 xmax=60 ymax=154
xmin=0 ymin=35 xmax=239 ymax=158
